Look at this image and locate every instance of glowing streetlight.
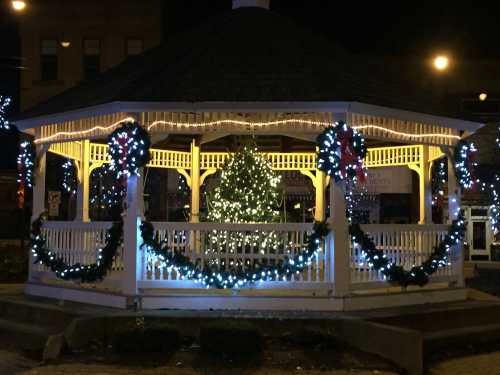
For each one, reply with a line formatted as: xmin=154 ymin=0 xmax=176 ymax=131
xmin=479 ymin=93 xmax=488 ymax=101
xmin=60 ymin=41 xmax=71 ymax=48
xmin=11 ymin=0 xmax=27 ymax=12
xmin=433 ymin=55 xmax=449 ymax=71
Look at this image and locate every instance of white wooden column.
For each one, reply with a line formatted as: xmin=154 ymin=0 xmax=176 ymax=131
xmin=29 ymin=144 xmax=47 ymax=281
xmin=122 ymin=173 xmax=143 ymax=297
xmin=76 ymin=140 xmax=90 ymax=222
xmin=418 ymin=145 xmax=433 ymax=224
xmin=447 ymin=150 xmax=464 ymax=287
xmin=314 ymin=170 xmax=326 ymax=221
xmin=32 ymin=145 xmax=47 ymax=220
xmin=330 ymin=181 xmax=350 ymax=296
xmin=190 ymin=140 xmax=200 ymax=223
xmin=447 ymin=155 xmax=461 ymax=222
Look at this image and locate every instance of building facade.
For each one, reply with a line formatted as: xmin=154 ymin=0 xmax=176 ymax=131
xmin=18 ymin=0 xmax=162 ymax=111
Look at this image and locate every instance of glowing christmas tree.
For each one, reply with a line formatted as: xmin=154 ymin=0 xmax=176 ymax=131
xmin=206 ymin=146 xmax=282 ymax=255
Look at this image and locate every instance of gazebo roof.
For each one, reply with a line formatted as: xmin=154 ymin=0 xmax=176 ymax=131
xmin=15 ymin=7 xmax=464 ymax=123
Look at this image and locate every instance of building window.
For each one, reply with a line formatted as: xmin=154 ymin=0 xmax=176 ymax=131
xmin=126 ymin=39 xmax=143 ymax=57
xmin=41 ymin=39 xmax=58 ymax=81
xmin=83 ymin=39 xmax=101 ymax=79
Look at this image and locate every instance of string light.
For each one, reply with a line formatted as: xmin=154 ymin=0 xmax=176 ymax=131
xmin=206 ymin=146 xmax=283 ymax=258
xmin=0 ymin=96 xmax=12 ymax=131
xmin=107 ymin=121 xmax=151 ymax=178
xmin=17 ymin=140 xmax=35 ymax=189
xmin=431 ymin=157 xmax=447 ymax=207
xmin=62 ymin=159 xmax=77 ymax=195
xmin=34 ymin=118 xmax=461 ymax=144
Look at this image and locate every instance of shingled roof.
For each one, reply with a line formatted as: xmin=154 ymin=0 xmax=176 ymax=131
xmin=15 ymin=7 xmax=461 ymax=121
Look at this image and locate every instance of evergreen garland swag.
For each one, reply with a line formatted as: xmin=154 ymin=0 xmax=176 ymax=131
xmin=30 ymin=215 xmax=123 ymax=282
xmin=350 ymin=212 xmax=466 ymax=287
xmin=140 ymin=220 xmax=329 ymax=289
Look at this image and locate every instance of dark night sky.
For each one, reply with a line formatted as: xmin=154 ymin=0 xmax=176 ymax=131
xmin=0 ymin=1 xmax=499 ymax=169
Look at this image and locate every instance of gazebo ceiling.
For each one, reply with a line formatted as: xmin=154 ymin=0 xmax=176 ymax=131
xmin=15 ymin=7 xmax=467 ymax=122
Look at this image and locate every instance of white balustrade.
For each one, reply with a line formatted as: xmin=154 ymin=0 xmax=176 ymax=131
xmin=36 ymin=221 xmax=124 ymax=274
xmin=350 ymin=224 xmax=454 ymax=287
xmin=140 ymin=222 xmax=330 ymax=288
xmin=33 ymin=220 xmax=459 ymax=291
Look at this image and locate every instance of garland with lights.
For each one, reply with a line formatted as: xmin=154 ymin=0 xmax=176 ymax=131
xmin=453 ymin=140 xmax=477 ymax=190
xmin=107 ymin=121 xmax=151 ymax=178
xmin=28 ymin=121 xmax=151 ymax=283
xmin=350 ymin=212 xmax=466 ymax=287
xmin=140 ymin=220 xmax=329 ymax=289
xmin=62 ymin=158 xmax=78 ymax=195
xmin=90 ymin=165 xmax=126 ymax=209
xmin=30 ymin=214 xmax=123 ymax=282
xmin=431 ymin=157 xmax=448 ymax=208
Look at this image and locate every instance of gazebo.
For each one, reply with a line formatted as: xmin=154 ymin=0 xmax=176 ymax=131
xmin=14 ymin=2 xmax=482 ymax=310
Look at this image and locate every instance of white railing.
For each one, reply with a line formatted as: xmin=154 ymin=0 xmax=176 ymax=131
xmin=36 ymin=221 xmax=124 ymax=275
xmin=350 ymin=224 xmax=453 ymax=287
xmin=140 ymin=222 xmax=331 ymax=288
xmin=33 ymin=220 xmax=459 ymax=291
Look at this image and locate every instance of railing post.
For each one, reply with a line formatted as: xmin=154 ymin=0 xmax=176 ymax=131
xmin=29 ymin=144 xmax=47 ymax=281
xmin=330 ymin=181 xmax=350 ymax=296
xmin=314 ymin=169 xmax=326 ymax=221
xmin=447 ymin=151 xmax=464 ymax=287
xmin=418 ymin=145 xmax=433 ymax=224
xmin=122 ymin=174 xmax=143 ymax=300
xmin=76 ymin=140 xmax=90 ymax=222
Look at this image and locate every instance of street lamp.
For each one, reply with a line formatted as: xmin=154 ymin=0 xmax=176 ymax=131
xmin=479 ymin=93 xmax=488 ymax=101
xmin=433 ymin=55 xmax=449 ymax=72
xmin=11 ymin=0 xmax=27 ymax=12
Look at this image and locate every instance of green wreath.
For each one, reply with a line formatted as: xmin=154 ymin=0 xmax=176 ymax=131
xmin=140 ymin=220 xmax=330 ymax=289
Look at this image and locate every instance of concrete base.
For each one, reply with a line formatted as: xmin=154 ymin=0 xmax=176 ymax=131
xmin=25 ymin=282 xmax=467 ymax=312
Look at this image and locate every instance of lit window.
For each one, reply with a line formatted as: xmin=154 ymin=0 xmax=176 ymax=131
xmin=83 ymin=39 xmax=101 ymax=79
xmin=126 ymin=39 xmax=143 ymax=57
xmin=41 ymin=39 xmax=58 ymax=81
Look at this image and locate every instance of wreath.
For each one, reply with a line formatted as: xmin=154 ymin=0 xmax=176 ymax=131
xmin=62 ymin=158 xmax=78 ymax=195
xmin=30 ymin=214 xmax=123 ymax=282
xmin=317 ymin=121 xmax=367 ymax=183
xmin=140 ymin=220 xmax=329 ymax=289
xmin=107 ymin=121 xmax=151 ymax=178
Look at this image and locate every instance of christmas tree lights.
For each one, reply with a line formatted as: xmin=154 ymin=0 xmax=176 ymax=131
xmin=206 ymin=146 xmax=283 ymax=259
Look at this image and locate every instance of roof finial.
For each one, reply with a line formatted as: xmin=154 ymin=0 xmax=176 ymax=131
xmin=232 ymin=0 xmax=270 ymax=10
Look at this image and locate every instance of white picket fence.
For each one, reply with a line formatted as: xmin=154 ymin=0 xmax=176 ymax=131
xmin=34 ymin=221 xmax=457 ymax=290
xmin=37 ymin=221 xmax=124 ymax=273
xmin=141 ymin=222 xmax=329 ymax=288
xmin=351 ymin=224 xmax=452 ymax=287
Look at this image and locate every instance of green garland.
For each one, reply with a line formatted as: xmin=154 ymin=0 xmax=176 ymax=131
xmin=350 ymin=212 xmax=466 ymax=287
xmin=140 ymin=220 xmax=329 ymax=289
xmin=30 ymin=215 xmax=123 ymax=283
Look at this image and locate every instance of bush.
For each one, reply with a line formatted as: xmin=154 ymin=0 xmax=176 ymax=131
xmin=289 ymin=327 xmax=340 ymax=349
xmin=0 ymin=245 xmax=28 ymax=283
xmin=200 ymin=320 xmax=263 ymax=358
xmin=111 ymin=322 xmax=181 ymax=354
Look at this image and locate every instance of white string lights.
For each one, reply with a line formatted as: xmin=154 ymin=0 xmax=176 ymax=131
xmin=34 ymin=117 xmax=461 ymax=144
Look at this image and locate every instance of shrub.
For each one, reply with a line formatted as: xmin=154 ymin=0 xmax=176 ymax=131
xmin=0 ymin=245 xmax=28 ymax=283
xmin=111 ymin=322 xmax=181 ymax=354
xmin=200 ymin=320 xmax=263 ymax=358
